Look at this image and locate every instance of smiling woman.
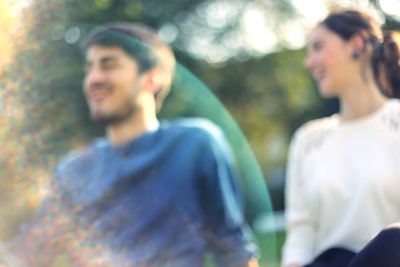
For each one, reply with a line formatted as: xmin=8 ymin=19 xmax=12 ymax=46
xmin=282 ymin=6 xmax=400 ymax=267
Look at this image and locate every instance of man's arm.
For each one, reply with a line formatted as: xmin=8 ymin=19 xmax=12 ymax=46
xmin=197 ymin=121 xmax=260 ymax=267
xmin=241 ymin=258 xmax=260 ymax=267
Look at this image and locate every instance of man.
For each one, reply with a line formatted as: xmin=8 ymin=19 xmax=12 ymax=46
xmin=4 ymin=23 xmax=259 ymax=267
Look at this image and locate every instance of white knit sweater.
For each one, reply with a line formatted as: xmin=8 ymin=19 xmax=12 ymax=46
xmin=282 ymin=99 xmax=400 ymax=266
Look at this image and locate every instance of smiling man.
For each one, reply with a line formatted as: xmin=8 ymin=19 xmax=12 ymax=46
xmin=4 ymin=23 xmax=259 ymax=267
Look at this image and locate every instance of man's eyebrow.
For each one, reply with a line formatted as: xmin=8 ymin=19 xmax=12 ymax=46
xmin=307 ymin=39 xmax=322 ymax=50
xmin=85 ymin=55 xmax=121 ymax=65
xmin=99 ymin=55 xmax=120 ymax=64
xmin=312 ymin=38 xmax=323 ymax=46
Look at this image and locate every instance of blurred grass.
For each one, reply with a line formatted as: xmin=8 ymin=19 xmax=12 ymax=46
xmin=205 ymin=230 xmax=286 ymax=267
xmin=258 ymin=230 xmax=285 ymax=267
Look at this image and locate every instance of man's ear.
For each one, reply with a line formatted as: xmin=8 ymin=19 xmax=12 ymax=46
xmin=143 ymin=67 xmax=163 ymax=94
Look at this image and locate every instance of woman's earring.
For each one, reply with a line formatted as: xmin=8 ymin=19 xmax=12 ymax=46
xmin=352 ymin=50 xmax=360 ymax=60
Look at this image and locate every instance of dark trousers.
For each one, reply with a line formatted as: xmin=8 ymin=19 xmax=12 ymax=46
xmin=305 ymin=226 xmax=400 ymax=267
xmin=348 ymin=226 xmax=400 ymax=267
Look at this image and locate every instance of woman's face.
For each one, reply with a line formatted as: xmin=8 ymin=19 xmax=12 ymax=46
xmin=305 ymin=25 xmax=355 ymax=97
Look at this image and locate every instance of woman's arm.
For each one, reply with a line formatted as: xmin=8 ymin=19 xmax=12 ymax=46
xmin=281 ymin=129 xmax=317 ymax=267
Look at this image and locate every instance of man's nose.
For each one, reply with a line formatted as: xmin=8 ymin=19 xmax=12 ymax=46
xmin=85 ymin=67 xmax=105 ymax=88
xmin=304 ymin=55 xmax=314 ymax=71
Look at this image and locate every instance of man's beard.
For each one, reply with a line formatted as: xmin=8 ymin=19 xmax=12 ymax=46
xmin=90 ymin=101 xmax=138 ymax=126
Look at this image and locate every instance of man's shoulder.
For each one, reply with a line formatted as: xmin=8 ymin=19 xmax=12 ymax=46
xmin=55 ymin=138 xmax=107 ymax=176
xmin=163 ymin=118 xmax=234 ymax=161
xmin=163 ymin=118 xmax=223 ymax=136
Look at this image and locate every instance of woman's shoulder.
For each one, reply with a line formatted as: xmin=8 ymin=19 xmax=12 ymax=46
xmin=287 ymin=115 xmax=339 ymax=157
xmin=380 ymin=99 xmax=400 ymax=131
xmin=294 ymin=115 xmax=339 ymax=142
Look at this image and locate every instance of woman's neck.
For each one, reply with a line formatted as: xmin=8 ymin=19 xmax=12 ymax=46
xmin=339 ymin=82 xmax=388 ymax=121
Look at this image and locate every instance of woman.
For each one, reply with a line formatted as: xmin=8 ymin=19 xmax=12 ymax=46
xmin=282 ymin=8 xmax=400 ymax=267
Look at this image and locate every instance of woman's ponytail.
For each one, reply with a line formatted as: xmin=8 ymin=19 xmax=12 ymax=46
xmin=372 ymin=31 xmax=400 ymax=98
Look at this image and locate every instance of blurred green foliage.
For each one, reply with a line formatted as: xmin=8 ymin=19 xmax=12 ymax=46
xmin=0 ymin=1 xmax=399 ymax=266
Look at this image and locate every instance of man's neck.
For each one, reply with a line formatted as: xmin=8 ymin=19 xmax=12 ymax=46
xmin=106 ymin=111 xmax=159 ymax=146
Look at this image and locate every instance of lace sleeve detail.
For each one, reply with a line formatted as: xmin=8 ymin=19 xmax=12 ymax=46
xmin=381 ymin=99 xmax=400 ymax=133
xmin=298 ymin=117 xmax=336 ymax=154
xmin=289 ymin=117 xmax=336 ymax=187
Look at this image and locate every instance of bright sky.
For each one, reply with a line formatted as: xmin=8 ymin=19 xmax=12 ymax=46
xmin=0 ymin=0 xmax=30 ymax=24
xmin=379 ymin=0 xmax=400 ymax=18
xmin=189 ymin=0 xmax=398 ymax=62
xmin=1 ymin=0 xmax=399 ymax=64
xmin=0 ymin=0 xmax=31 ymax=69
xmin=0 ymin=0 xmax=14 ymax=69
xmin=242 ymin=0 xmax=388 ymax=52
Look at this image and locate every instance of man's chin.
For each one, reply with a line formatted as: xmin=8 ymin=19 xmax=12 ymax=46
xmin=318 ymin=85 xmax=337 ymax=98
xmin=89 ymin=105 xmax=137 ymax=126
xmin=90 ymin=112 xmax=130 ymax=126
xmin=91 ymin=113 xmax=118 ymax=125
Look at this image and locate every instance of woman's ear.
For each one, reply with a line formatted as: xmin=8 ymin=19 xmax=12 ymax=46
xmin=349 ymin=34 xmax=366 ymax=58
